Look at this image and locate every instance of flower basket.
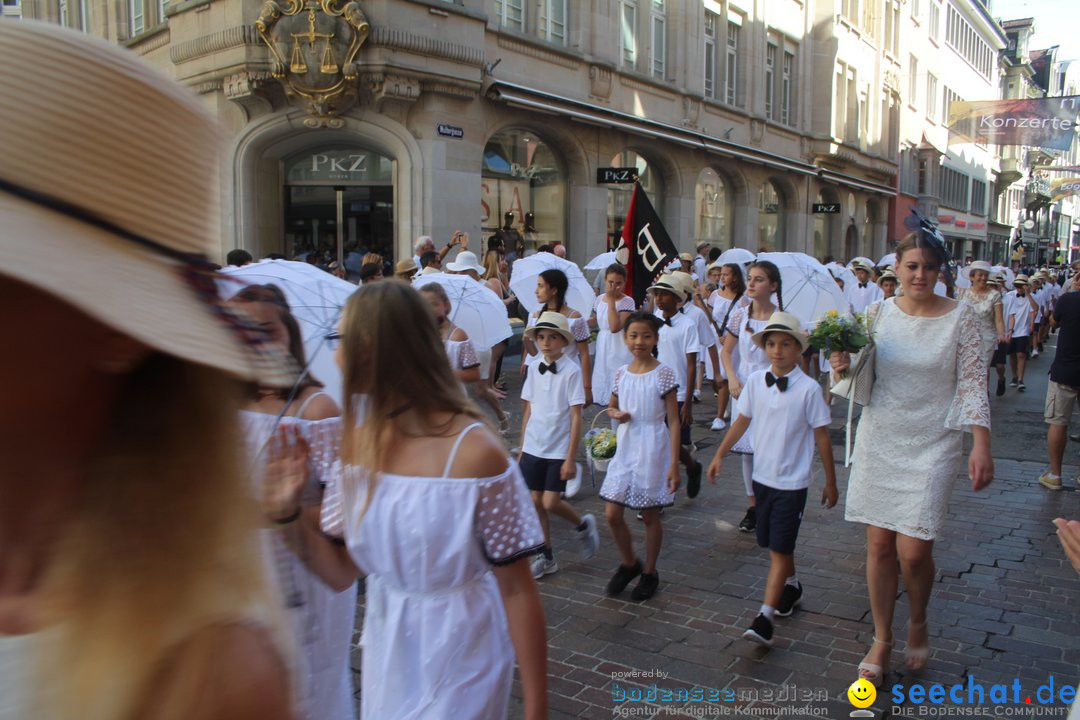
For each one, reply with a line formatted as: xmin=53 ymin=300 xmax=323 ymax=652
xmin=584 ymin=409 xmax=617 ymax=473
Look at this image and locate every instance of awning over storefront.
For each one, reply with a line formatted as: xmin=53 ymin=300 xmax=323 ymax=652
xmin=487 ymin=80 xmax=894 ymax=196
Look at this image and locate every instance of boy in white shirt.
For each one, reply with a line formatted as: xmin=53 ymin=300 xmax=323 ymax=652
xmin=848 ymin=260 xmax=884 ymax=314
xmin=1006 ymin=276 xmax=1038 ymax=391
xmin=649 ymin=274 xmax=704 ymax=497
xmin=519 ymin=312 xmax=601 ymax=578
xmin=706 ymin=311 xmax=838 ymax=648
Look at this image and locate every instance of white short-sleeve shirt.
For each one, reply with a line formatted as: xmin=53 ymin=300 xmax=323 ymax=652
xmin=521 ymin=356 xmax=586 ymax=459
xmin=735 ymin=366 xmax=832 ymax=491
xmin=656 ymin=310 xmax=699 ymax=403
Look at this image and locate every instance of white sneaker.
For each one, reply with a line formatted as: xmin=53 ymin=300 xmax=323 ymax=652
xmin=530 ymin=554 xmax=558 ymax=579
xmin=710 ymin=417 xmax=727 ymax=431
xmin=564 ymin=462 xmax=582 ymax=498
xmin=1032 ymin=349 xmax=1040 ymax=358
xmin=577 ymin=513 xmax=600 ymax=559
xmin=693 ymin=389 xmax=702 ymax=402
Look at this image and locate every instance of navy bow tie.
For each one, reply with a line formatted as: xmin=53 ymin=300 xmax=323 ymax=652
xmin=661 ymin=316 xmax=673 ymax=327
xmin=765 ymin=372 xmax=789 ymax=392
xmin=859 ymin=282 xmax=869 ymax=289
xmin=538 ymin=361 xmax=557 ymax=375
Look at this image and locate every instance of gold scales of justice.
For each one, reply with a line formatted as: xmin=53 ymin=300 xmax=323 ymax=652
xmin=255 ymin=0 xmax=370 ymax=126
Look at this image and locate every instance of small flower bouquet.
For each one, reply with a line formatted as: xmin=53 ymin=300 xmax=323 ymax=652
xmin=584 ymin=427 xmax=617 ymax=471
xmin=808 ymin=310 xmax=870 ymax=379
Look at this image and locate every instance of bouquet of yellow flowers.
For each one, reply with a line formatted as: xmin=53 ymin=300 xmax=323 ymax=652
xmin=584 ymin=427 xmax=617 ymax=471
xmin=808 ymin=310 xmax=869 ymax=378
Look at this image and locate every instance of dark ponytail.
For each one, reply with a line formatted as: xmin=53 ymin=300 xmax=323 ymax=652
xmin=749 ymin=260 xmax=783 ymax=312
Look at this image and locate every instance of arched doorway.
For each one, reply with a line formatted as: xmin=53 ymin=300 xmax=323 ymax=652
xmin=481 ymin=127 xmax=567 ymax=253
xmin=282 ymin=145 xmax=394 ymax=266
xmin=695 ymin=167 xmax=732 ymax=249
xmin=813 ymin=187 xmax=841 ymax=261
xmin=844 ymin=223 xmax=859 ymax=260
xmin=607 ymin=150 xmax=663 ymax=250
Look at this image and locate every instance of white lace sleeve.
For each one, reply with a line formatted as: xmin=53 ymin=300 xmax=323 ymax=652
xmin=571 ymin=315 xmax=590 ymax=342
xmin=657 ymin=364 xmax=678 ymax=397
xmin=727 ymin=306 xmax=746 ymax=337
xmin=475 ymin=464 xmax=546 ymax=565
xmin=299 ymin=418 xmax=342 ymax=506
xmin=945 ymin=303 xmax=991 ymax=432
xmin=319 ymin=461 xmax=346 ymax=540
xmin=612 ymin=365 xmax=624 ymax=397
xmin=457 ymin=340 xmax=480 ymax=370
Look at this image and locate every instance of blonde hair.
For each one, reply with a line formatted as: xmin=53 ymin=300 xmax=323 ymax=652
xmin=481 ymin=250 xmax=501 ymax=282
xmin=38 ymin=355 xmax=286 ymax=720
xmin=341 ymin=281 xmax=486 ymax=503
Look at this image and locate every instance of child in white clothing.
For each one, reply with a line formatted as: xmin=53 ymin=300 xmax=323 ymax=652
xmin=519 ymin=311 xmax=601 ymax=578
xmin=707 ymin=311 xmax=838 ymax=647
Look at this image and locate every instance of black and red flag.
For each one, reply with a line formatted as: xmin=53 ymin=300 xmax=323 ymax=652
xmin=614 ymin=182 xmax=680 ymax=306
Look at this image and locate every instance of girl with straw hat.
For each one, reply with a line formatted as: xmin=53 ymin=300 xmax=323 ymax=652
xmin=0 ymin=21 xmax=297 ymax=720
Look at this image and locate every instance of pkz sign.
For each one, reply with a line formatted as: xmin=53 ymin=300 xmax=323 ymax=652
xmin=597 ymin=167 xmax=638 ymax=184
xmin=812 ymin=203 xmax=840 ymax=214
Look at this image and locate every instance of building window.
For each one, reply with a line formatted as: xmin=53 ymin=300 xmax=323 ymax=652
xmin=725 ymin=18 xmax=740 ymax=106
xmin=538 ymin=0 xmax=566 ymax=44
xmin=846 ymin=69 xmax=858 ymax=143
xmin=841 ymin=0 xmax=858 ymax=25
xmin=482 ymin=129 xmax=567 ymax=251
xmin=704 ymin=11 xmax=717 ymax=99
xmin=159 ymin=0 xmax=168 ymax=21
xmin=940 ymin=166 xmax=969 ymax=210
xmin=942 ymin=86 xmax=960 ymax=126
xmin=944 ymin=3 xmax=992 ymax=79
xmin=781 ymin=50 xmax=793 ymax=126
xmin=926 ymin=72 xmax=937 ymax=121
xmin=79 ymin=0 xmax=87 ymax=29
xmin=130 ymin=0 xmax=145 ymax=34
xmin=908 ymin=54 xmax=918 ymax=105
xmin=620 ymin=0 xmax=637 ymax=68
xmin=59 ymin=0 xmax=68 ymax=24
xmin=758 ymin=181 xmax=784 ymax=251
xmin=971 ymin=179 xmax=987 ymax=215
xmin=834 ymin=66 xmax=846 ymax=138
xmin=493 ymin=0 xmax=524 ymax=32
xmin=695 ymin=167 xmax=731 ymax=249
xmin=885 ymin=0 xmax=900 ymax=55
xmin=928 ymin=2 xmax=940 ymax=41
xmin=764 ymin=42 xmax=776 ymax=120
xmin=650 ymin=0 xmax=665 ymax=78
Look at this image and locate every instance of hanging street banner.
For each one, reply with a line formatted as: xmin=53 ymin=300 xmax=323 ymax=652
xmin=947 ymin=97 xmax=1080 ymax=150
xmin=1050 ymin=177 xmax=1080 ymax=202
xmin=1042 ymin=165 xmax=1080 ymax=173
xmin=614 ymin=182 xmax=679 ymax=305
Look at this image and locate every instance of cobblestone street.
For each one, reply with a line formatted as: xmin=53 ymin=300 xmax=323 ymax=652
xmin=352 ymin=341 xmax=1080 ymax=719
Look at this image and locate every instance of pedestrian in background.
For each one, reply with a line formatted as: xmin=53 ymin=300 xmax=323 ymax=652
xmin=1038 ymin=271 xmax=1080 ymax=491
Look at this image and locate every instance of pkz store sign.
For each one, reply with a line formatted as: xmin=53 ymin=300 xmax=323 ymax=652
xmin=596 ymin=167 xmax=638 ymax=184
xmin=286 ymin=148 xmax=393 ymax=184
xmin=812 ymin=203 xmax=840 ymax=214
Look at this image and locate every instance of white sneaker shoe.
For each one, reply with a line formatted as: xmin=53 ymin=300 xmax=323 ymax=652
xmin=710 ymin=417 xmax=727 ymax=431
xmin=577 ymin=513 xmax=600 ymax=559
xmin=564 ymin=462 xmax=582 ymax=498
xmin=693 ymin=389 xmax=702 ymax=402
xmin=530 ymin=554 xmax=558 ymax=579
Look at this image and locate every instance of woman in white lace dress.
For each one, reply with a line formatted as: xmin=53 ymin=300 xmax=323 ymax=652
xmin=956 ymin=261 xmax=1007 ymax=396
xmin=830 ymin=231 xmax=993 ymax=687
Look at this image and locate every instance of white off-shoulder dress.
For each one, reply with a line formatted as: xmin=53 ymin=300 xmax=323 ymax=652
xmin=845 ymin=299 xmax=991 ymax=540
xmin=320 ymin=422 xmax=545 ymax=720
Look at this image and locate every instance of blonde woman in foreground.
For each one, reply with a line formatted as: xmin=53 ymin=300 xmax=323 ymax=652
xmin=0 ymin=20 xmax=296 ymax=720
xmin=266 ymin=280 xmax=550 ymax=720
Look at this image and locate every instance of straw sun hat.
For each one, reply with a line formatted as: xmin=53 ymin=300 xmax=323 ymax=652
xmin=523 ymin=311 xmax=575 ymax=345
xmin=0 ymin=21 xmax=292 ymax=385
xmin=750 ymin=311 xmax=810 ymax=352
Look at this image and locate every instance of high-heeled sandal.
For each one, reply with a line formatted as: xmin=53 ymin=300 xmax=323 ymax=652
xmin=905 ymin=620 xmax=930 ymax=673
xmin=858 ymin=637 xmax=892 ymax=688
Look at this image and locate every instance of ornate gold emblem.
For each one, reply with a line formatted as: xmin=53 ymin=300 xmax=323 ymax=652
xmin=255 ymin=0 xmax=369 ymax=127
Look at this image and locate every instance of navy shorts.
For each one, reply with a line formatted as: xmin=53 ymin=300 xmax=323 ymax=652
xmin=519 ymin=452 xmax=566 ymax=493
xmin=1010 ymin=336 xmax=1030 ymax=354
xmin=991 ymin=341 xmax=1009 ymax=367
xmin=752 ymin=481 xmax=808 ymax=555
xmin=674 ymin=401 xmax=692 ymax=446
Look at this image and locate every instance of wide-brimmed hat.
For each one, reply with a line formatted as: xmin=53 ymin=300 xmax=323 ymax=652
xmin=989 ymin=273 xmax=1005 ymax=285
xmin=670 ymin=271 xmax=696 ymax=300
xmin=394 ymin=258 xmax=418 ymax=278
xmin=850 ymin=259 xmax=874 ymax=273
xmin=968 ymin=261 xmax=992 ymax=274
xmin=445 ymin=250 xmax=485 ymax=274
xmin=678 ymin=252 xmax=694 ymax=263
xmin=0 ymin=21 xmax=293 ymax=386
xmin=696 ymin=241 xmax=711 ymax=251
xmin=524 ymin=311 xmax=575 ymax=345
xmin=878 ymin=269 xmax=899 ymax=283
xmin=647 ymin=273 xmax=684 ymax=300
xmin=1014 ymin=275 xmax=1030 ymax=286
xmin=751 ymin=311 xmax=809 ymax=352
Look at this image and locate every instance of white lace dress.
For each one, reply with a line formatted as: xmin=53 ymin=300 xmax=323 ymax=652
xmin=320 ymin=423 xmax=545 ymax=720
xmin=846 ymin=299 xmax=991 ymax=540
xmin=591 ymin=294 xmax=636 ymax=404
xmin=599 ymin=363 xmax=679 ymax=509
xmin=957 ymin=287 xmax=1003 ymax=360
xmin=240 ymin=411 xmax=357 ymax=720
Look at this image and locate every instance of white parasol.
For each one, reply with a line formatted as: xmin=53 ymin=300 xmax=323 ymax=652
xmin=413 ymin=273 xmax=513 ymax=349
xmin=584 ymin=251 xmax=618 ymax=271
xmin=715 ymin=248 xmax=757 ymax=266
xmin=756 ymin=252 xmax=850 ymax=325
xmin=508 ymin=253 xmax=596 ymax=316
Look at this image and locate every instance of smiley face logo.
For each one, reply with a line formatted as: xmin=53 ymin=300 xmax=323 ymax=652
xmin=847 ymin=678 xmax=876 ymax=708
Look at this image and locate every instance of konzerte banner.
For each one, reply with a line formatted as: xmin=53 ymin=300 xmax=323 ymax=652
xmin=947 ymin=97 xmax=1080 ymax=150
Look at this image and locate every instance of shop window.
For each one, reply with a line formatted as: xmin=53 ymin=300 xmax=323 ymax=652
xmin=695 ymin=167 xmax=731 ymax=249
xmin=481 ymin=128 xmax=566 ymax=252
xmin=607 ymin=150 xmax=662 ymax=250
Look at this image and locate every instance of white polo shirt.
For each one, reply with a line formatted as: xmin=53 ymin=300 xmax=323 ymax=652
xmin=657 ymin=303 xmax=716 ymax=356
xmin=736 ymin=366 xmax=832 ymax=491
xmin=521 ymin=355 xmax=585 ymax=460
xmin=1007 ymin=291 xmax=1034 ymax=338
xmin=656 ymin=309 xmax=698 ymax=403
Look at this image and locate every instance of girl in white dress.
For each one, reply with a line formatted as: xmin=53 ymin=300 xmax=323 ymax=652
xmin=955 ymin=261 xmax=1007 ymax=395
xmin=720 ymin=261 xmax=782 ymax=534
xmin=600 ymin=312 xmax=682 ymax=602
xmin=263 ymin=281 xmax=550 ymax=720
xmin=420 ymin=282 xmax=483 ymax=385
xmin=830 ymin=231 xmax=993 ymax=687
xmin=229 ymin=284 xmax=357 ymax=720
xmin=709 ymin=263 xmax=747 ymax=431
xmin=591 ymin=263 xmax=636 ymax=406
xmin=523 ymin=269 xmax=593 ymax=404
